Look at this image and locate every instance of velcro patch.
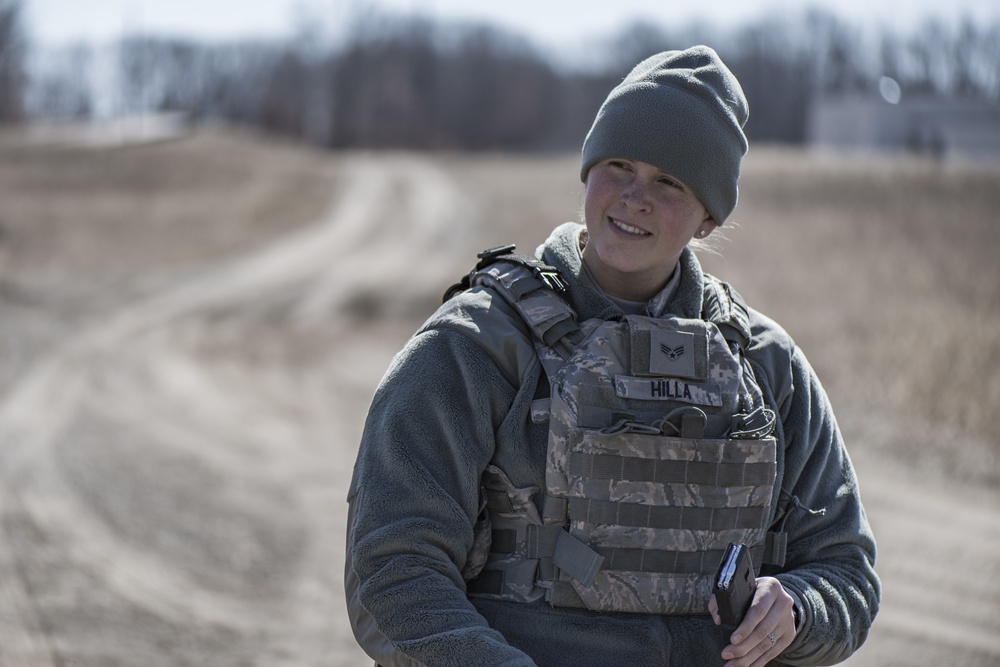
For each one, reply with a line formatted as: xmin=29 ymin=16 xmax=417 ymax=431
xmin=614 ymin=375 xmax=723 ymax=407
xmin=649 ymin=329 xmax=699 ymax=378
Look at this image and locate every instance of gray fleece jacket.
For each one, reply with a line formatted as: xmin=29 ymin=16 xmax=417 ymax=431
xmin=346 ymin=222 xmax=880 ymax=667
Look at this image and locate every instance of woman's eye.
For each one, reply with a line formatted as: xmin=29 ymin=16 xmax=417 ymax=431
xmin=608 ymin=160 xmax=631 ymax=171
xmin=659 ymin=177 xmax=680 ymax=189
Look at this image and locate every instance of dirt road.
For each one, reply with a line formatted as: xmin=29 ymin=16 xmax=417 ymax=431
xmin=0 ymin=134 xmax=997 ymax=666
xmin=0 ymin=149 xmax=456 ymax=667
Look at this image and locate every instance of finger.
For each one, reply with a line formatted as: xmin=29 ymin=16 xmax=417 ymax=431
xmin=745 ymin=630 xmax=783 ymax=667
xmin=724 ymin=628 xmax=791 ymax=667
xmin=721 ymin=578 xmax=798 ymax=666
xmin=727 ymin=596 xmax=770 ymax=645
xmin=708 ymin=596 xmax=720 ymax=625
xmin=722 ymin=603 xmax=785 ymax=660
xmin=727 ymin=583 xmax=775 ymax=644
xmin=728 ymin=577 xmax=793 ymax=645
xmin=724 ymin=608 xmax=797 ymax=666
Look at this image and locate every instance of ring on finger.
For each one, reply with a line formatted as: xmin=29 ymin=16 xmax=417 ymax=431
xmin=767 ymin=632 xmax=777 ymax=647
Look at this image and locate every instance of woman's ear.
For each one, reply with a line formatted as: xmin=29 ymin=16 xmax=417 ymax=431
xmin=695 ymin=220 xmax=719 ymax=239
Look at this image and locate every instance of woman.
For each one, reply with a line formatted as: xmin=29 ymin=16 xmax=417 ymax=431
xmin=346 ymin=45 xmax=880 ymax=667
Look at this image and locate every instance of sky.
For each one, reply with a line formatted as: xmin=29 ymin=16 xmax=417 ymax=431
xmin=24 ymin=0 xmax=1000 ymax=52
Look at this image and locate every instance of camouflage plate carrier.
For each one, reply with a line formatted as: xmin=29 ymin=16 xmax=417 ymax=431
xmin=446 ymin=246 xmax=786 ymax=615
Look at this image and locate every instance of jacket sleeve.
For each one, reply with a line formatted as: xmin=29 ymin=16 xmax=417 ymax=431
xmin=345 ymin=325 xmax=539 ymax=667
xmin=751 ymin=322 xmax=881 ymax=666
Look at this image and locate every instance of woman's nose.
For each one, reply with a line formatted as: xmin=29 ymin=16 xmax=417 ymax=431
xmin=621 ymin=179 xmax=651 ymax=211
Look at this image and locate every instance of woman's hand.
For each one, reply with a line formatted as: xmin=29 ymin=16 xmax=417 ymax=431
xmin=708 ymin=576 xmax=798 ymax=667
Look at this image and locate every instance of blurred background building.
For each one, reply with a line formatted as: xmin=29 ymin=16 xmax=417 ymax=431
xmin=808 ymin=93 xmax=1000 ymax=162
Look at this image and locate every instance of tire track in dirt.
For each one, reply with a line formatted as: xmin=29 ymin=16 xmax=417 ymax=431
xmin=0 ymin=154 xmax=464 ymax=666
xmin=848 ymin=450 xmax=1000 ymax=666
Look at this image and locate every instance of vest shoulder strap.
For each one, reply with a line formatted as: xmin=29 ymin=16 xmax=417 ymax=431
xmin=445 ymin=245 xmax=582 ymax=370
xmin=701 ymin=273 xmax=753 ymax=352
xmin=445 ymin=247 xmax=755 ymax=380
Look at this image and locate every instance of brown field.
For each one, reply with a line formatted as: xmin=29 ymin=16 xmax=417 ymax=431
xmin=0 ymin=127 xmax=998 ymax=667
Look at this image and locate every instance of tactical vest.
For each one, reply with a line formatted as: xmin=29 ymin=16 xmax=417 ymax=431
xmin=448 ymin=246 xmax=785 ymax=615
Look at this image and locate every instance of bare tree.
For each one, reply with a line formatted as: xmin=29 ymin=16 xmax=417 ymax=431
xmin=259 ymin=50 xmax=311 ymax=137
xmin=436 ymin=24 xmax=561 ymax=149
xmin=945 ymin=19 xmax=1000 ymax=100
xmin=0 ymin=0 xmax=25 ymax=123
xmin=26 ymin=43 xmax=94 ymax=119
xmin=729 ymin=20 xmax=811 ymax=143
xmin=326 ymin=13 xmax=561 ymax=150
xmin=196 ymin=42 xmax=284 ymax=124
xmin=18 ymin=6 xmax=997 ymax=148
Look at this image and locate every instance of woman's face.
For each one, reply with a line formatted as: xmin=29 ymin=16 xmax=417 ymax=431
xmin=582 ymin=158 xmax=716 ymax=301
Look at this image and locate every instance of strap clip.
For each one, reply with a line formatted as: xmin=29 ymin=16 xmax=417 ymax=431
xmin=535 ymin=268 xmax=568 ymax=293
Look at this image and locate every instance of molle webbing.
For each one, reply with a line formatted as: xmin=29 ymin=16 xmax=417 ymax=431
xmin=567 ymin=498 xmax=767 ymax=531
xmin=593 ymin=546 xmax=762 ymax=575
xmin=567 ymin=452 xmax=775 ymax=488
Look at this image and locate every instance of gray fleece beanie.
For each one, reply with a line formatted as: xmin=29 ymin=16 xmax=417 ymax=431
xmin=580 ymin=45 xmax=749 ymax=225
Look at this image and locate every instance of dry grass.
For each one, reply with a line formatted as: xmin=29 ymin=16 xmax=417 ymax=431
xmin=0 ymin=128 xmax=336 ymax=290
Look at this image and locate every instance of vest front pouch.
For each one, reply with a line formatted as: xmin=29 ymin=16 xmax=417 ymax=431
xmin=555 ymin=430 xmax=776 ymax=614
xmin=543 ymin=316 xmax=777 ymax=615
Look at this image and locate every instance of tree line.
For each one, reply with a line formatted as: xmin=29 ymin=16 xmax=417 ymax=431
xmin=3 ymin=1 xmax=999 ymax=149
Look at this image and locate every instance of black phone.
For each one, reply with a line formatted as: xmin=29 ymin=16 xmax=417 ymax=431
xmin=713 ymin=542 xmax=757 ymax=638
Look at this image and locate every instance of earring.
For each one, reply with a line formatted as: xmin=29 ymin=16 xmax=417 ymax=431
xmin=697 ymin=229 xmax=707 ymax=238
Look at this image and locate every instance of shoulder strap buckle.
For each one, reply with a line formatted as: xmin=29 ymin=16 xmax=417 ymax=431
xmin=443 ymin=244 xmax=519 ymax=302
xmin=480 ymin=245 xmax=567 ymax=293
xmin=444 ymin=244 xmax=569 ymax=302
xmin=535 ymin=268 xmax=568 ymax=293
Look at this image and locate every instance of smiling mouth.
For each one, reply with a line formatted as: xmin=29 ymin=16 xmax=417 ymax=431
xmin=610 ymin=217 xmax=650 ymax=236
